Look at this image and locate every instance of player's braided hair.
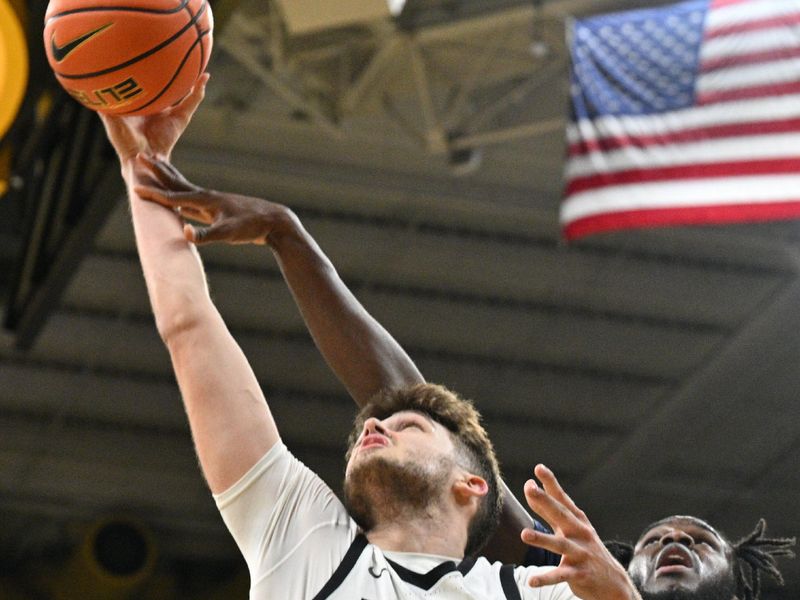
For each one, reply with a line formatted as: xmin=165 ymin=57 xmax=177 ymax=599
xmin=731 ymin=518 xmax=796 ymax=600
xmin=603 ymin=518 xmax=796 ymax=600
xmin=603 ymin=539 xmax=634 ymax=567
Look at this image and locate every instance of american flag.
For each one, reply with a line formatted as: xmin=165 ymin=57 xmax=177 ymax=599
xmin=561 ymin=0 xmax=800 ymax=240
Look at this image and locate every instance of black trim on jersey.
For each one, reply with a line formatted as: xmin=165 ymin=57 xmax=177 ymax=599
xmin=500 ymin=564 xmax=523 ymax=600
xmin=386 ymin=557 xmax=459 ymax=590
xmin=456 ymin=556 xmax=477 ymax=576
xmin=312 ymin=534 xmax=369 ymax=600
xmin=313 ymin=534 xmax=516 ymax=599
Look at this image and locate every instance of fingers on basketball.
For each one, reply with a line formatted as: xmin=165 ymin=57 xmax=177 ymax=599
xmin=44 ymin=0 xmax=213 ymax=116
xmin=136 ymin=156 xmax=195 ymax=194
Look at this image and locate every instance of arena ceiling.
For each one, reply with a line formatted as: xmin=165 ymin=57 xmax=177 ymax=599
xmin=0 ymin=0 xmax=797 ymax=596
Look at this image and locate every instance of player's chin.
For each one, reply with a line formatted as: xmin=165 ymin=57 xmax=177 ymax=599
xmin=643 ymin=573 xmax=699 ymax=595
xmin=347 ymin=446 xmax=393 ymax=474
xmin=344 ymin=448 xmax=371 ymax=474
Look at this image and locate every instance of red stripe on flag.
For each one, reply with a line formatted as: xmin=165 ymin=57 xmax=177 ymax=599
xmin=567 ymin=117 xmax=800 ymax=158
xmin=565 ymin=158 xmax=800 ymax=196
xmin=701 ymin=45 xmax=800 ymax=73
xmin=710 ymin=0 xmax=753 ymax=8
xmin=697 ymin=80 xmax=800 ymax=105
xmin=705 ymin=11 xmax=800 ymax=39
xmin=563 ymin=201 xmax=800 ymax=241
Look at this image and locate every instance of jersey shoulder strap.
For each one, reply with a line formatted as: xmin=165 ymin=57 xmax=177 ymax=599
xmin=499 ymin=563 xmax=523 ymax=600
xmin=312 ymin=533 xmax=369 ymax=600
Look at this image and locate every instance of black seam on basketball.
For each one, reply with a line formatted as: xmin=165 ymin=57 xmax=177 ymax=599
xmin=196 ymin=30 xmax=207 ymax=78
xmin=119 ymin=28 xmax=208 ymax=115
xmin=54 ymin=0 xmax=208 ymax=80
xmin=182 ymin=0 xmax=206 ymax=78
xmin=46 ymin=0 xmax=190 ymax=23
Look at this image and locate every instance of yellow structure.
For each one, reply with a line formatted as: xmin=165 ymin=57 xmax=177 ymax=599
xmin=0 ymin=0 xmax=28 ymax=196
xmin=0 ymin=0 xmax=27 ymax=138
xmin=39 ymin=517 xmax=158 ymax=600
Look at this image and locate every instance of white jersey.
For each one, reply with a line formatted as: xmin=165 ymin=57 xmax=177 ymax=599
xmin=313 ymin=534 xmax=575 ymax=600
xmin=214 ymin=443 xmax=577 ymax=600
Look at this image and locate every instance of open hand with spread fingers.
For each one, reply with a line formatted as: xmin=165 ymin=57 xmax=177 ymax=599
xmin=521 ymin=464 xmax=641 ymax=600
xmin=132 ymin=155 xmax=299 ymax=246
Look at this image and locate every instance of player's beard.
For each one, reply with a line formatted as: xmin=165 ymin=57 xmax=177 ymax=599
xmin=632 ymin=570 xmax=736 ymax=600
xmin=343 ymin=454 xmax=452 ymax=532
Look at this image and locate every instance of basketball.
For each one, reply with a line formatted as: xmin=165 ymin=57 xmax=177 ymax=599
xmin=43 ymin=0 xmax=213 ymax=116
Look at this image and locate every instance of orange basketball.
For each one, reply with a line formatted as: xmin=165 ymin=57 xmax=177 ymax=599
xmin=43 ymin=0 xmax=213 ymax=116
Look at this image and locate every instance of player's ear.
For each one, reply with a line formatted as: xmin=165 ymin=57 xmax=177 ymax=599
xmin=453 ymin=474 xmax=488 ymax=504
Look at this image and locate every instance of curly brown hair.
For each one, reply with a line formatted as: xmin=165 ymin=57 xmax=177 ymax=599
xmin=347 ymin=383 xmax=503 ymax=557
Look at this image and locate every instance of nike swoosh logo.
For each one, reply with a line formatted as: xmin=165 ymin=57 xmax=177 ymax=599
xmin=368 ymin=566 xmax=388 ymax=579
xmin=51 ymin=22 xmax=114 ymax=62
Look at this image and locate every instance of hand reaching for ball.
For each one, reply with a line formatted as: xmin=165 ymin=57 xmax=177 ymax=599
xmin=100 ymin=73 xmax=208 ymax=167
xmin=132 ymin=155 xmax=298 ymax=247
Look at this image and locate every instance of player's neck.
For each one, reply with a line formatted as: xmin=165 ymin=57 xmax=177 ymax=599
xmin=366 ymin=510 xmax=467 ymax=558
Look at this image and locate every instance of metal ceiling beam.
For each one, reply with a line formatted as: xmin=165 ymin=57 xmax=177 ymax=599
xmin=340 ymin=35 xmax=404 ymax=112
xmin=219 ymin=0 xmax=570 ymax=157
xmin=220 ymin=0 xmax=674 ymax=172
xmin=219 ymin=17 xmax=343 ymax=137
xmin=407 ymin=37 xmax=447 ymax=151
xmin=3 ymin=94 xmax=122 ymax=350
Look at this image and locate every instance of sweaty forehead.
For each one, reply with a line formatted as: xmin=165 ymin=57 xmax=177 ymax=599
xmin=384 ymin=410 xmax=441 ymax=430
xmin=638 ymin=516 xmax=724 ymax=544
xmin=387 ymin=409 xmax=432 ymax=420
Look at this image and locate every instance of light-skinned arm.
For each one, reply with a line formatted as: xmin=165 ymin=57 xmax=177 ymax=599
xmin=134 ymin=160 xmax=544 ymax=563
xmin=133 ymin=156 xmax=423 ymax=404
xmin=100 ymin=77 xmax=279 ymax=494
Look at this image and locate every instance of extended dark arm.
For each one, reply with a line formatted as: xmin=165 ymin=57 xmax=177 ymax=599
xmin=269 ymin=215 xmax=541 ymax=564
xmin=269 ymin=217 xmax=424 ymax=404
xmin=134 ymin=161 xmax=547 ymax=564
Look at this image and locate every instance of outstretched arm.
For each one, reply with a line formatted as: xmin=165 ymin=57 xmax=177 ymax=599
xmin=272 ymin=218 xmax=426 ymax=404
xmin=272 ymin=208 xmax=547 ymax=561
xmin=134 ymin=161 xmax=548 ymax=564
xmin=100 ymin=79 xmax=279 ymax=494
xmin=133 ymin=158 xmax=424 ymax=404
xmin=521 ymin=465 xmax=641 ymax=600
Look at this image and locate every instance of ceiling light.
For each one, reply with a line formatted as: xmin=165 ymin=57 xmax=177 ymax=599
xmin=387 ymin=0 xmax=407 ymax=16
